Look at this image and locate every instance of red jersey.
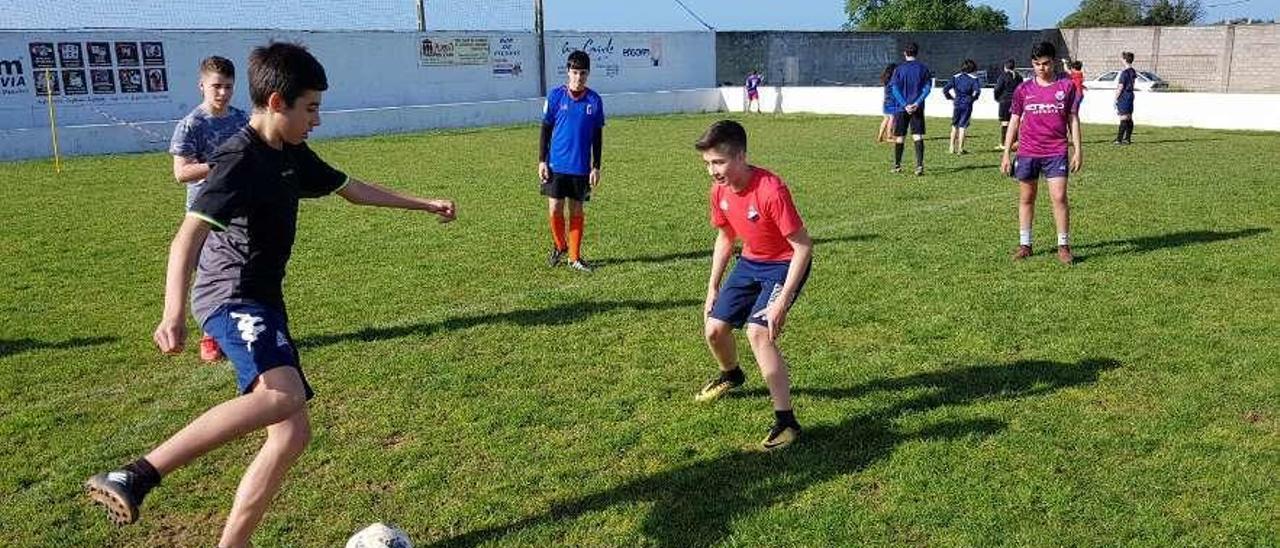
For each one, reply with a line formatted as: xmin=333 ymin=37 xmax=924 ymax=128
xmin=709 ymin=167 xmax=805 ymax=262
xmin=1069 ymin=71 xmax=1085 ymax=96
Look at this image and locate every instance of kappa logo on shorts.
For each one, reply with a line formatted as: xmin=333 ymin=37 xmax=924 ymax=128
xmin=752 ymin=283 xmax=787 ymax=320
xmin=229 ymin=312 xmax=266 ymax=351
xmin=276 ymin=330 xmax=290 ymax=349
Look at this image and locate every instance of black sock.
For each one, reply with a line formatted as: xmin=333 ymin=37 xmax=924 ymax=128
xmin=125 ymin=457 xmax=161 ymax=492
xmin=1116 ymin=121 xmax=1126 ymax=142
xmin=1124 ymin=120 xmax=1135 ymax=141
xmin=720 ymin=366 xmax=745 ymax=385
xmin=893 ymin=142 xmax=904 ymax=166
xmin=914 ymin=139 xmax=925 ymax=167
xmin=999 ymin=124 xmax=1007 ymax=144
xmin=774 ymin=409 xmax=799 ymax=428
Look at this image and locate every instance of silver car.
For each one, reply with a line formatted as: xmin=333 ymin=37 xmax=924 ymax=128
xmin=1087 ymin=70 xmax=1169 ymax=91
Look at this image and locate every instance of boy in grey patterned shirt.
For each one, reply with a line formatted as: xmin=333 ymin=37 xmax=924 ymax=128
xmin=168 ymin=56 xmax=249 ymax=362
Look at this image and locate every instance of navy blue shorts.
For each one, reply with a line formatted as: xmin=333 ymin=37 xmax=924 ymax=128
xmin=1116 ymin=92 xmax=1134 ymax=115
xmin=951 ymin=105 xmax=974 ymax=128
xmin=1013 ymin=154 xmax=1069 ymax=182
xmin=709 ymin=257 xmax=811 ymax=329
xmin=203 ymin=301 xmax=313 ymax=400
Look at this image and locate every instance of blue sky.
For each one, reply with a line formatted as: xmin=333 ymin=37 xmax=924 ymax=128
xmin=545 ymin=0 xmax=1276 ymax=30
xmin=3 ymin=0 xmax=1276 ymax=31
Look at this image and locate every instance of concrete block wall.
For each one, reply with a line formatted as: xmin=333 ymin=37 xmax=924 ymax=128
xmin=1060 ymin=24 xmax=1280 ymax=92
xmin=1228 ymin=25 xmax=1280 ymax=92
xmin=718 ymin=30 xmax=1066 ymax=87
xmin=722 ymin=26 xmax=1280 ymax=94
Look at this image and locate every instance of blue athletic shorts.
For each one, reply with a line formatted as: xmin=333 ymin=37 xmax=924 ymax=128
xmin=1013 ymin=154 xmax=1069 ymax=182
xmin=1116 ymin=92 xmax=1134 ymax=115
xmin=709 ymin=257 xmax=811 ymax=329
xmin=952 ymin=105 xmax=974 ymax=128
xmin=203 ymin=301 xmax=313 ymax=400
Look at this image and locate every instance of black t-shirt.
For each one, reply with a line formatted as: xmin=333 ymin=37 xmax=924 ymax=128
xmin=188 ymin=126 xmax=348 ymax=323
xmin=994 ymin=70 xmax=1023 ymax=104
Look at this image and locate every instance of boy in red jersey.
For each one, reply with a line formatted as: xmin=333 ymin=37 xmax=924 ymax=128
xmin=692 ymin=120 xmax=814 ymax=452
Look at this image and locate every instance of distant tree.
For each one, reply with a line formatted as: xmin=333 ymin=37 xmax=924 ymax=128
xmin=1059 ymin=0 xmax=1141 ymax=28
xmin=1059 ymin=0 xmax=1205 ymax=27
xmin=1142 ymin=0 xmax=1203 ymax=25
xmin=844 ymin=0 xmax=1009 ymax=31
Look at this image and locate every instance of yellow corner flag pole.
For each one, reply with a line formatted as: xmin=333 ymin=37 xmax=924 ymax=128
xmin=44 ymin=69 xmax=62 ymax=174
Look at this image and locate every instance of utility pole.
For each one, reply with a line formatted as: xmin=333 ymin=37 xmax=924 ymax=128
xmin=535 ymin=0 xmax=547 ymax=97
xmin=1023 ymin=0 xmax=1030 ymax=30
xmin=416 ymin=0 xmax=426 ymax=32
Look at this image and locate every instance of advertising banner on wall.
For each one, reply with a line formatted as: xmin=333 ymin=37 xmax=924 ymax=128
xmin=419 ymin=35 xmax=490 ymax=67
xmin=490 ymin=35 xmax=524 ymax=78
xmin=2 ymin=36 xmax=171 ymax=106
xmin=550 ymin=34 xmax=664 ymax=79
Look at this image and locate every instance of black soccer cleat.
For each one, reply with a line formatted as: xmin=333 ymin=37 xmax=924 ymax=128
xmin=569 ymin=258 xmax=594 ymax=273
xmin=85 ymin=470 xmax=149 ymax=526
xmin=547 ymin=247 xmax=566 ymax=268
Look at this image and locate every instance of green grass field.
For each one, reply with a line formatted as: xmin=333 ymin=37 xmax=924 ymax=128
xmin=2 ymin=113 xmax=1277 ymax=546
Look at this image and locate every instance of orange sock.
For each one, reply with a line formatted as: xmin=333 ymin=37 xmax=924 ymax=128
xmin=568 ymin=214 xmax=585 ymax=262
xmin=550 ymin=213 xmax=567 ymax=251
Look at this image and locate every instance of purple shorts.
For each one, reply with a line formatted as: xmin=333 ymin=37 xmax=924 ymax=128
xmin=1013 ymin=154 xmax=1069 ymax=182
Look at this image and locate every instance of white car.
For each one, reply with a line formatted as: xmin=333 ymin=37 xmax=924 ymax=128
xmin=1087 ymin=70 xmax=1168 ymax=91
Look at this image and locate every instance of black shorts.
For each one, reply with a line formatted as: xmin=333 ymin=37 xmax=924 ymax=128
xmin=540 ymin=172 xmax=591 ymax=202
xmin=893 ymin=108 xmax=926 ymax=136
xmin=998 ymin=101 xmax=1014 ymax=122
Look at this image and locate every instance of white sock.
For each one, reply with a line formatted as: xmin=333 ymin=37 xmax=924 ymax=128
xmin=1058 ymin=232 xmax=1070 ymax=246
xmin=1019 ymin=229 xmax=1032 ymax=246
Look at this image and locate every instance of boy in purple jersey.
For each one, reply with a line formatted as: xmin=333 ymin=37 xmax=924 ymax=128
xmin=1001 ymin=41 xmax=1082 ymax=265
xmin=744 ymin=69 xmax=763 ymax=114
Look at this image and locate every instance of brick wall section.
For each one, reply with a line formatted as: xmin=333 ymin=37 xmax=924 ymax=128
xmin=717 ymin=30 xmax=1064 ymax=87
xmin=1229 ymin=25 xmax=1280 ymax=92
xmin=719 ymin=25 xmax=1280 ymax=93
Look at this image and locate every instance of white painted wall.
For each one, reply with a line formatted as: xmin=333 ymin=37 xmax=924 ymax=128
xmin=719 ymin=86 xmax=1280 ymax=132
xmin=1 ymin=89 xmax=727 ymax=161
xmin=0 ymin=29 xmax=715 ymax=160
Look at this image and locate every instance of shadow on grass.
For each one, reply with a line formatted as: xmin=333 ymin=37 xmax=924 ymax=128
xmin=433 ymin=357 xmax=1120 ymax=548
xmin=0 ymin=336 xmax=117 ymax=359
xmin=1075 ymin=227 xmax=1270 ymax=262
xmin=298 ymin=299 xmax=699 ymax=348
xmin=594 ymin=234 xmax=878 ymax=268
xmin=932 ymin=163 xmax=1000 ymax=174
xmin=1084 ymin=137 xmax=1222 ymax=145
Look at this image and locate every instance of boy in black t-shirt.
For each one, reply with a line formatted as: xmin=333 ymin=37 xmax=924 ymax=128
xmin=84 ymin=42 xmax=455 ymax=547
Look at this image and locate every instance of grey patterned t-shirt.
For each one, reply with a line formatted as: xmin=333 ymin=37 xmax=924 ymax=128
xmin=169 ymin=105 xmax=250 ymax=209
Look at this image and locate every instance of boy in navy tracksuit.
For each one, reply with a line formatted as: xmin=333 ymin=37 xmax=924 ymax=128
xmin=943 ymin=59 xmax=981 ymax=155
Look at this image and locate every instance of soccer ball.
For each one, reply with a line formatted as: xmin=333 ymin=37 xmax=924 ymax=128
xmin=346 ymin=522 xmax=412 ymax=548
